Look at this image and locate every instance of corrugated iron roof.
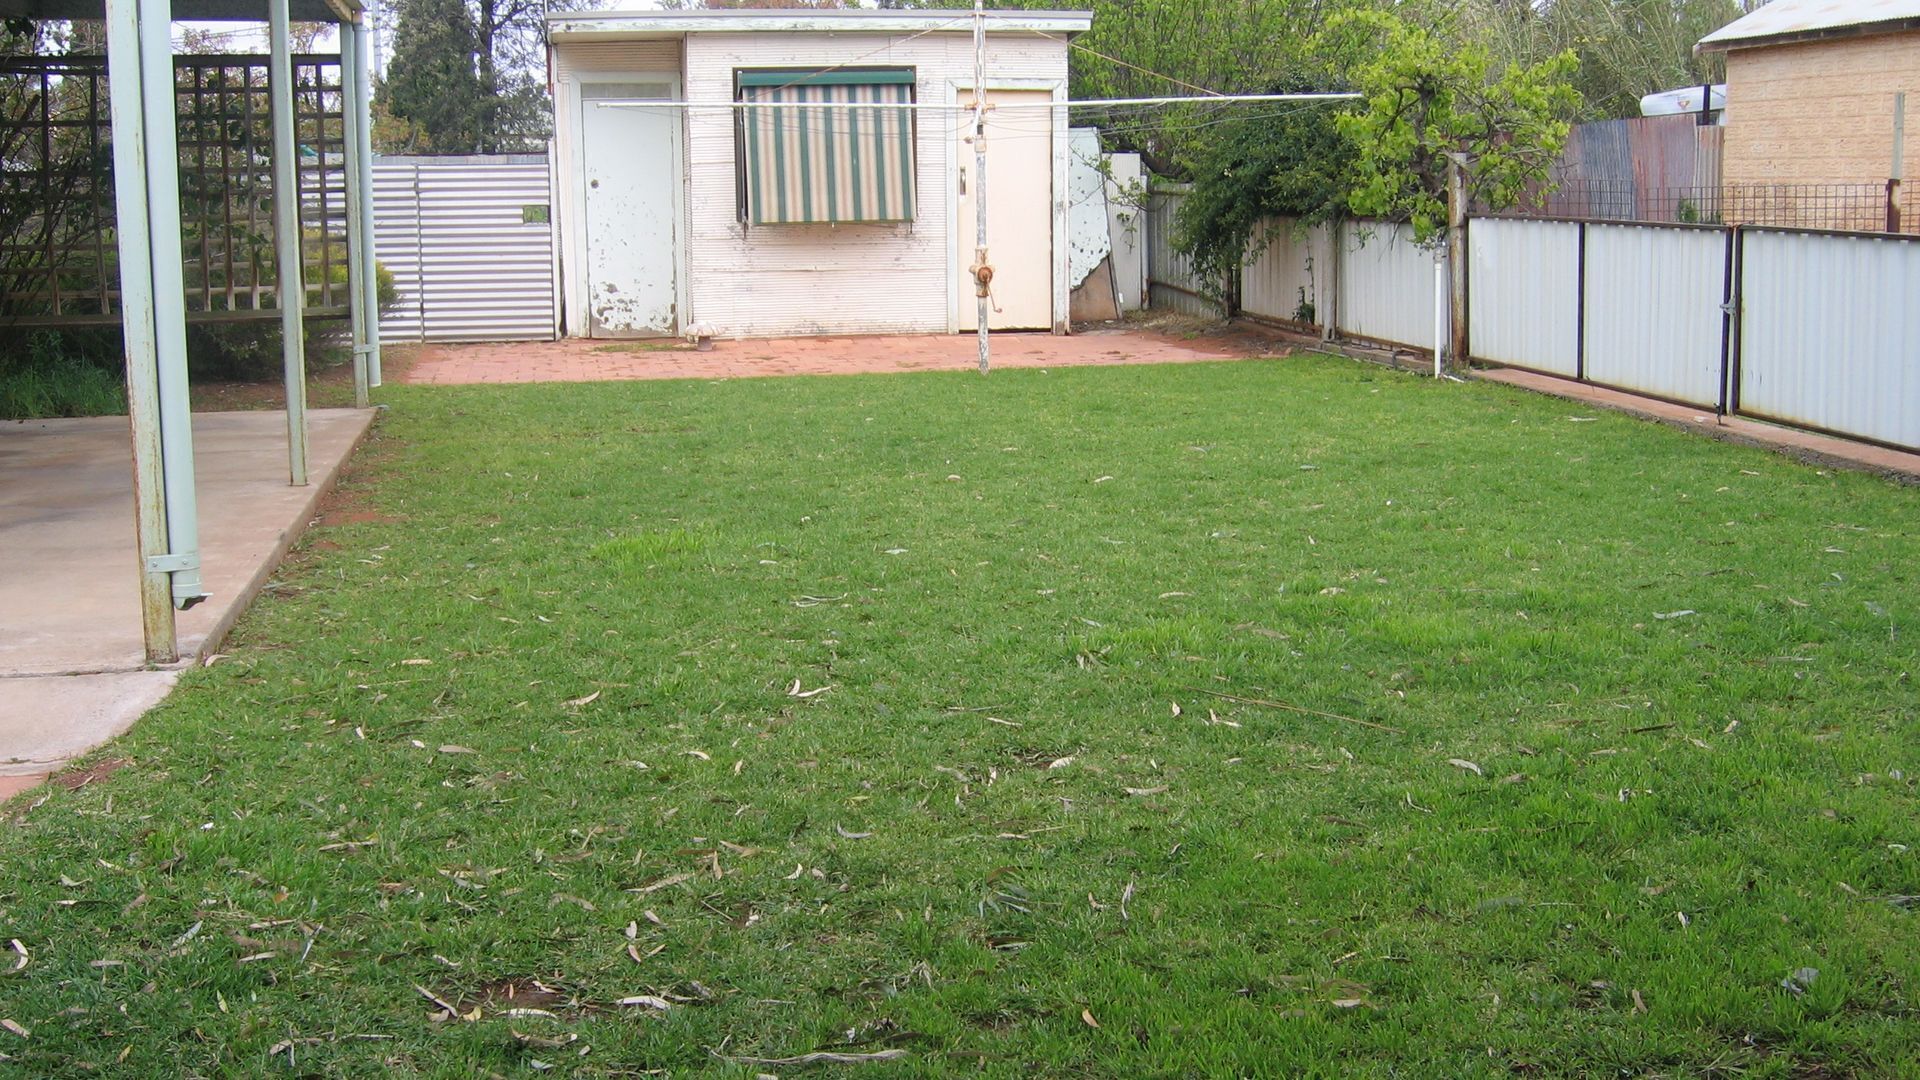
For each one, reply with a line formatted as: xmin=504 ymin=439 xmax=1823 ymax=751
xmin=1699 ymin=0 xmax=1920 ymax=50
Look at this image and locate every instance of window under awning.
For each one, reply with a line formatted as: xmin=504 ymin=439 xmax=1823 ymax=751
xmin=738 ymin=69 xmax=915 ymax=225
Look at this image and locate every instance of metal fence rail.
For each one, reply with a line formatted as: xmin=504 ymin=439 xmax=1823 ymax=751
xmin=371 ymin=154 xmax=558 ymax=343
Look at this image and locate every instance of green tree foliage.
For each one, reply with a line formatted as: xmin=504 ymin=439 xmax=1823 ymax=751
xmin=1465 ymin=0 xmax=1743 ymax=120
xmin=921 ymin=0 xmax=1343 ymax=173
xmin=381 ymin=0 xmax=487 ymax=152
xmin=1323 ymin=10 xmax=1580 ymax=241
xmin=1171 ymin=99 xmax=1348 ymax=286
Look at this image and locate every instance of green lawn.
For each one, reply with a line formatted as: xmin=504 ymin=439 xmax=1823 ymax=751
xmin=4 ymin=355 xmax=1916 ymax=1077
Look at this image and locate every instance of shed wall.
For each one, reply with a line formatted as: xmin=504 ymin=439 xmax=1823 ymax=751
xmin=1722 ymin=32 xmax=1920 ymax=226
xmin=677 ymin=31 xmax=1067 ymax=337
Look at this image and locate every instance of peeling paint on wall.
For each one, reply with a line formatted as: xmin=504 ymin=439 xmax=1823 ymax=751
xmin=1066 ymin=128 xmax=1112 ymax=290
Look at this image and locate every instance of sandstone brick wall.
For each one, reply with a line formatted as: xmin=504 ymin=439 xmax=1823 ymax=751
xmin=1722 ymin=31 xmax=1920 ymax=228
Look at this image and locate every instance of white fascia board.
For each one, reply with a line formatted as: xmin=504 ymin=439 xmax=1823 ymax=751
xmin=548 ymin=10 xmax=1092 ymax=42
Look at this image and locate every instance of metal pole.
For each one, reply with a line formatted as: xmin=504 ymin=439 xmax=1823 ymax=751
xmin=971 ymin=0 xmax=989 ymax=374
xmin=269 ymin=0 xmax=309 ymax=485
xmin=340 ymin=21 xmax=370 ymax=409
xmin=1888 ymin=92 xmax=1905 ymax=234
xmin=104 ymin=0 xmax=175 ymax=662
xmin=138 ymin=0 xmax=205 ymax=611
xmin=354 ymin=18 xmax=382 ymax=386
xmin=1431 ymin=248 xmax=1445 ymax=377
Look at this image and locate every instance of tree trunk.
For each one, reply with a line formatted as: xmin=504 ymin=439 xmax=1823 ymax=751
xmin=475 ymin=0 xmax=497 ymax=153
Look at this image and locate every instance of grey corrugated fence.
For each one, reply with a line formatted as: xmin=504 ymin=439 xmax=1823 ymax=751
xmin=372 ymin=154 xmax=559 ymax=343
xmin=1143 ymin=184 xmax=1226 ymax=317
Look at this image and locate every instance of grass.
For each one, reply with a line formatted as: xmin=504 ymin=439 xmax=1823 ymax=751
xmin=2 ymin=354 xmax=1916 ymax=1077
xmin=0 ymin=356 xmax=127 ymax=418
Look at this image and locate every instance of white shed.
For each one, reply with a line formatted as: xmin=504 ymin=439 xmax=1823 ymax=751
xmin=545 ymin=7 xmax=1092 ymax=339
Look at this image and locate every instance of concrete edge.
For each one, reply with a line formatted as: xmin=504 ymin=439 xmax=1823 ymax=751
xmin=189 ymin=408 xmax=383 ymax=664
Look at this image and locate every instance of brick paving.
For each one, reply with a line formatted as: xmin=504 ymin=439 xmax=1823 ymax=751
xmin=403 ymin=327 xmax=1266 ymax=385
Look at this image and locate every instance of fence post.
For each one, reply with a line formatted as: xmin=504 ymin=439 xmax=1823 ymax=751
xmin=1575 ymin=222 xmax=1587 ymax=381
xmin=1320 ymin=220 xmax=1341 ymax=343
xmin=1446 ymin=155 xmax=1470 ymax=372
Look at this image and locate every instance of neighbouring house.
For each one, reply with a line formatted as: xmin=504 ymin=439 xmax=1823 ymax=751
xmin=544 ymin=7 xmax=1093 ymax=339
xmin=1698 ymin=0 xmax=1920 ymax=229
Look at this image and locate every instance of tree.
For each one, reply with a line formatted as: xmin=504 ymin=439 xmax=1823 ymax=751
xmin=1321 ymin=10 xmax=1579 ymax=241
xmin=381 ymin=0 xmax=486 ymax=153
xmin=378 ymin=0 xmax=598 ymax=154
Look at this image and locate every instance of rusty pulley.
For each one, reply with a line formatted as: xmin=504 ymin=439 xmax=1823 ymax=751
xmin=967 ymin=259 xmax=998 ymax=295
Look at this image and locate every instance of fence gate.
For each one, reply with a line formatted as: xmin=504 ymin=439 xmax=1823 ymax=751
xmin=372 ymin=154 xmax=559 ymax=343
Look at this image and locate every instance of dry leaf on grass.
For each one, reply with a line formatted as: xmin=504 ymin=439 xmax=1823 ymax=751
xmin=438 ymin=745 xmax=477 ymax=755
xmin=1448 ymin=758 xmax=1483 ymax=777
xmin=6 ymin=940 xmax=25 ymax=973
xmin=835 ymin=825 xmax=874 ymax=840
xmin=720 ymin=1049 xmax=909 ymax=1066
xmin=627 ymin=872 xmax=692 ymax=895
xmin=1 ymin=1019 xmax=27 ymax=1039
xmin=1081 ymin=1008 xmax=1100 ymax=1028
xmin=1124 ymin=785 xmax=1168 ymax=797
xmin=414 ymin=984 xmax=465 ymax=1021
xmin=562 ymin=690 xmax=601 ymax=709
xmin=615 ymin=995 xmax=673 ymax=1011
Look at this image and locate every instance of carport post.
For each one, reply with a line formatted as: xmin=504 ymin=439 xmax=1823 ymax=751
xmin=352 ymin=17 xmax=382 ymax=387
xmin=106 ymin=0 xmax=206 ymax=665
xmin=269 ymin=0 xmax=310 ymax=485
xmin=340 ymin=20 xmax=370 ymax=409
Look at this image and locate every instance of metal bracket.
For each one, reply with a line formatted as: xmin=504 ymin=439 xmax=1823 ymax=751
xmin=352 ymin=344 xmax=377 ymax=356
xmin=146 ymin=552 xmax=201 ymax=574
xmin=1719 ymin=300 xmax=1739 ymax=315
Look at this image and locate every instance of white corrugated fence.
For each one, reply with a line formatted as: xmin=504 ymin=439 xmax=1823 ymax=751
xmin=1140 ymin=174 xmax=1916 ymax=452
xmin=372 ymin=154 xmax=559 ymax=343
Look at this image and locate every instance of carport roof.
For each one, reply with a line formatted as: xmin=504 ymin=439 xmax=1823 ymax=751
xmin=0 ymin=0 xmax=358 ymax=21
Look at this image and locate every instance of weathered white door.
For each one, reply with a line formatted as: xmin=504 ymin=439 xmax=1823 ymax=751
xmin=956 ymin=88 xmax=1054 ymax=331
xmin=581 ymin=84 xmax=678 ymax=337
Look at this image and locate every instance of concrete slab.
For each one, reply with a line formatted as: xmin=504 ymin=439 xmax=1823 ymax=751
xmin=0 ymin=670 xmax=179 ymax=774
xmin=0 ymin=408 xmax=374 ymax=787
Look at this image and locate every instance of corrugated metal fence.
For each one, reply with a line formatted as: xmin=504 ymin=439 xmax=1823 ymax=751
xmin=1142 ymin=189 xmax=1916 ymax=452
xmin=1144 ymin=184 xmax=1226 ymax=317
xmin=372 ymin=154 xmax=559 ymax=343
xmin=1465 ymin=217 xmax=1919 ymax=452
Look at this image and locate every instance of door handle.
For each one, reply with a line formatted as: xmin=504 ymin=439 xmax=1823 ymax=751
xmin=958 ymin=167 xmax=966 ymax=196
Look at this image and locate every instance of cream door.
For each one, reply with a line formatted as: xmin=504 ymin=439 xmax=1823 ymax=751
xmin=956 ymin=89 xmax=1053 ymax=331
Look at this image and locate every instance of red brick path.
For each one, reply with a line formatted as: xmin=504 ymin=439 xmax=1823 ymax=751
xmin=403 ymin=328 xmax=1262 ymax=385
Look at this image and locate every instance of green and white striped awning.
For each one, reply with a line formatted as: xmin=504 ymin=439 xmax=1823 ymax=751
xmin=739 ymin=69 xmax=916 ymax=225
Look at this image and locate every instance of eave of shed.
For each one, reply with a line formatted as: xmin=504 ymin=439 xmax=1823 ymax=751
xmin=547 ymin=7 xmax=1092 ymax=43
xmin=1697 ymin=0 xmax=1920 ymax=53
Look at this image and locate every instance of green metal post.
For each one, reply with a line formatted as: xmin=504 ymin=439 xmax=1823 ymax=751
xmin=269 ymin=0 xmax=309 ymax=485
xmin=340 ymin=20 xmax=370 ymax=409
